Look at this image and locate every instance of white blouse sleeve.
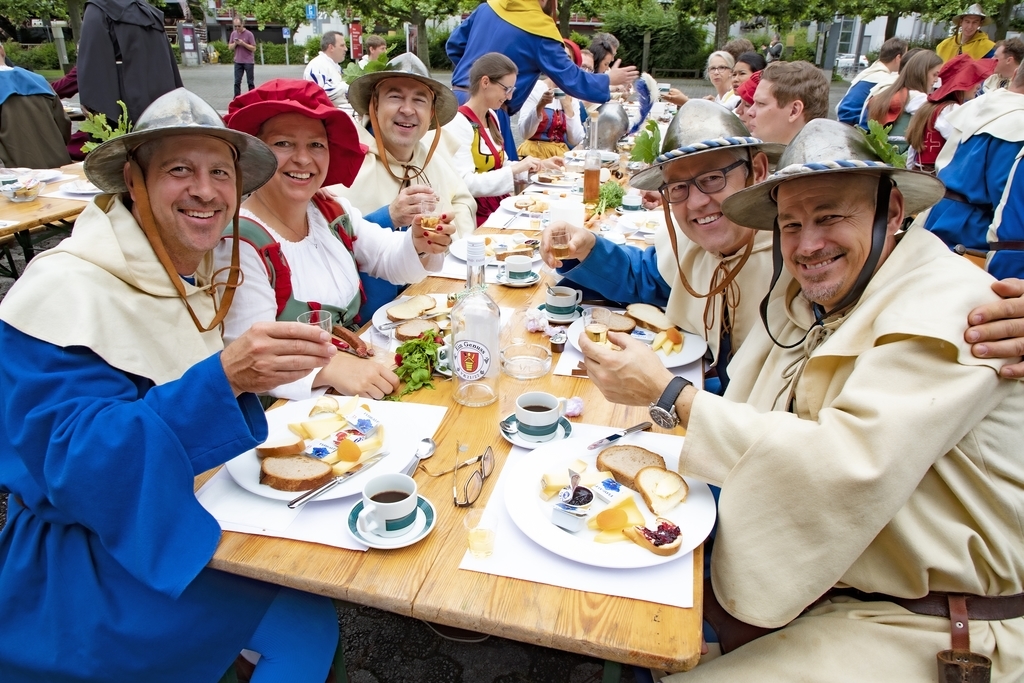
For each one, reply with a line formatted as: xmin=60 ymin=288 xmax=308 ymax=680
xmin=564 ymin=98 xmax=585 ymax=148
xmin=211 ymin=234 xmax=321 ymax=401
xmin=443 ymin=112 xmax=515 ymax=198
xmin=518 ymin=82 xmax=547 ymax=140
xmin=935 ymin=103 xmax=959 ymax=140
xmin=343 ymin=197 xmax=442 ymax=283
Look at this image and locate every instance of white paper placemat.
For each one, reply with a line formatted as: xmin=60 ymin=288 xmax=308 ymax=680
xmin=196 ymin=400 xmax=448 ymax=550
xmin=39 ymin=188 xmax=96 ymax=202
xmin=459 ymin=424 xmax=701 ymax=608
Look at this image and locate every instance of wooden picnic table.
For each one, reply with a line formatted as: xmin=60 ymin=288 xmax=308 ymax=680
xmin=197 ymin=218 xmax=705 ymax=673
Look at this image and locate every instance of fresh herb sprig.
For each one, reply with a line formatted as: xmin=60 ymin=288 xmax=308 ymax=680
xmin=594 ymin=180 xmax=625 ymax=216
xmin=81 ymin=100 xmax=132 ymax=154
xmin=862 ymin=120 xmax=907 ymax=169
xmin=389 ymin=332 xmax=444 ymax=400
xmin=630 ymin=119 xmax=662 ymax=164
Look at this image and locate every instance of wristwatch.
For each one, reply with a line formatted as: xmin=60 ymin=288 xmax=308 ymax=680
xmin=648 ymin=376 xmax=692 ymax=429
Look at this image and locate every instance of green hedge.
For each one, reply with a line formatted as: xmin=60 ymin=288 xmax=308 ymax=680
xmin=257 ymin=42 xmax=306 ymax=64
xmin=4 ymin=40 xmax=77 ymax=70
xmin=427 ymin=27 xmax=451 ymax=70
xmin=209 ymin=40 xmax=234 ymax=65
xmin=568 ymin=31 xmax=590 ymax=50
xmin=600 ymin=1 xmax=710 ymax=73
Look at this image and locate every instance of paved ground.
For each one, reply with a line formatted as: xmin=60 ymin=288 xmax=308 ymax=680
xmin=0 ymin=64 xmax=852 ymax=682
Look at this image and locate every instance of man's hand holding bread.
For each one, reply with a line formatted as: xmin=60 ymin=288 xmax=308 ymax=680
xmin=540 ymin=220 xmax=596 ymax=268
xmin=221 ymin=321 xmax=337 ymax=396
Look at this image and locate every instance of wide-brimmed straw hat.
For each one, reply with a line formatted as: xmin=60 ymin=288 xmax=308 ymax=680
xmin=928 ymin=54 xmax=996 ymax=102
xmin=721 ymin=119 xmax=945 ymax=231
xmin=85 ymin=88 xmax=276 ymax=195
xmin=347 ymin=53 xmax=458 ymax=128
xmin=629 ymin=99 xmax=784 ymax=191
xmin=224 ymin=79 xmax=366 ymax=188
xmin=953 ymin=3 xmax=994 ymax=26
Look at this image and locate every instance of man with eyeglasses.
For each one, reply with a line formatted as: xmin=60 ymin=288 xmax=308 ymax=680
xmin=328 ymin=53 xmax=476 ymax=320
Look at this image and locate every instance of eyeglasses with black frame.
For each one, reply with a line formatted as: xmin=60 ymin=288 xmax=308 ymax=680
xmin=492 ymin=79 xmax=516 ymax=99
xmin=658 ymin=158 xmax=749 ymax=204
xmin=451 ymin=444 xmax=494 ymax=507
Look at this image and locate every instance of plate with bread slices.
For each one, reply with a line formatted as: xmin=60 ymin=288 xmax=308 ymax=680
xmin=567 ymin=304 xmax=707 ymax=368
xmin=498 ymin=195 xmax=551 ymax=215
xmin=531 ymin=171 xmax=578 ymax=188
xmin=503 ymin=436 xmax=716 ymax=568
xmin=448 ymin=237 xmax=542 ymax=265
xmin=223 ymin=396 xmax=396 ymax=501
xmin=371 ymin=293 xmax=452 ymax=337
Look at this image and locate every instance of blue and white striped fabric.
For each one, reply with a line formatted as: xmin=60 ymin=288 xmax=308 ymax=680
xmin=654 ymin=136 xmax=764 ymax=164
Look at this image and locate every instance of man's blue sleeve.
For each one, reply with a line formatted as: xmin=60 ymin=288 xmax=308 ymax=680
xmin=558 ymin=237 xmax=671 ymax=308
xmin=837 ymin=81 xmax=873 ymax=126
xmin=364 ymin=206 xmax=395 ymax=229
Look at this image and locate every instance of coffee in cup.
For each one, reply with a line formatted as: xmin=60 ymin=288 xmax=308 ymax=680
xmin=357 ymin=473 xmax=418 ymax=538
xmin=545 ymin=286 xmax=582 ymax=321
xmin=514 ymin=392 xmax=567 ymax=443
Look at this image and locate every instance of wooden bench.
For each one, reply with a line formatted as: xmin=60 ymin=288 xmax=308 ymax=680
xmin=651 ymin=68 xmax=702 ymax=79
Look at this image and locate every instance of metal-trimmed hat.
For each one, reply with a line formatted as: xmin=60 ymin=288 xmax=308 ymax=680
xmin=629 ymin=99 xmax=784 ymax=191
xmin=84 ymin=88 xmax=276 ymax=195
xmin=953 ymin=3 xmax=994 ymax=26
xmin=347 ymin=52 xmax=458 ymax=128
xmin=721 ymin=119 xmax=945 ymax=231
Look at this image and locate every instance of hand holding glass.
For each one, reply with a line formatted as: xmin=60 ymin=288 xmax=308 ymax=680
xmin=297 ymin=310 xmax=333 ymax=333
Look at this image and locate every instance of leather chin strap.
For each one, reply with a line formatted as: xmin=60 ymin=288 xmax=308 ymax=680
xmin=368 ymin=90 xmax=441 ymax=184
xmin=128 ymin=157 xmax=243 ymax=334
xmin=758 ymin=175 xmax=893 ymax=349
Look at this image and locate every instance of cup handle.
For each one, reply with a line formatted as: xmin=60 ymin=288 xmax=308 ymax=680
xmin=573 ymin=290 xmax=583 ymax=305
xmin=357 ymin=503 xmax=379 ymax=536
xmin=556 ymin=397 xmax=568 ymax=417
xmin=498 ymin=264 xmax=507 ymax=280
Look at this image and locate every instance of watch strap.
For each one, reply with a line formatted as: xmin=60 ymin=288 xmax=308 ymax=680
xmin=657 ymin=376 xmax=692 ymax=413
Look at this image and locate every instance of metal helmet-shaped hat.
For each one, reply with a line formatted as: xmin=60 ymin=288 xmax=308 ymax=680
xmin=347 ymin=52 xmax=458 ymax=128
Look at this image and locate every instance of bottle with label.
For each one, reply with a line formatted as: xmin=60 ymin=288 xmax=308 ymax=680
xmin=583 ymin=117 xmax=602 ymax=205
xmin=451 ymin=236 xmax=500 ymax=407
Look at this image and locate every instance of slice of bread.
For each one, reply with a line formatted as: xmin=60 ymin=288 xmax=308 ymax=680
xmin=494 ymin=244 xmax=535 ymax=261
xmin=634 ymin=466 xmax=689 ymax=515
xmin=625 ymin=303 xmax=674 ymax=333
xmin=595 ymin=445 xmax=666 ymax=491
xmin=607 ymin=311 xmax=636 ymax=333
xmin=256 ymin=434 xmax=306 ymax=459
xmin=259 ymin=455 xmax=334 ymax=492
xmin=623 ymin=517 xmax=682 ymax=556
xmin=386 ymin=295 xmax=437 ymax=322
xmin=395 ymin=319 xmax=441 ymax=342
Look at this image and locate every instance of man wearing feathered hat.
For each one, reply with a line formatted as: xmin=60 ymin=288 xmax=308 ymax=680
xmin=0 ymin=89 xmax=343 ymax=682
xmin=583 ymin=119 xmax=1024 ymax=681
xmin=937 ymin=3 xmax=997 ymax=62
xmin=330 ymin=52 xmax=477 ymax=318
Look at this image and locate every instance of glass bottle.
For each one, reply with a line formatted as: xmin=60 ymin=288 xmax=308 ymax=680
xmin=451 ymin=236 xmax=500 ymax=407
xmin=583 ymin=117 xmax=601 ymax=204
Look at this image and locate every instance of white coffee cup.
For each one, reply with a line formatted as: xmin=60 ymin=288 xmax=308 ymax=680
xmin=621 ymin=194 xmax=642 ymax=211
xmin=356 ymin=473 xmax=419 ymax=538
xmin=545 ymin=286 xmax=582 ymax=321
xmin=515 ymin=392 xmax=567 ymax=443
xmin=500 ymin=254 xmax=534 ymax=281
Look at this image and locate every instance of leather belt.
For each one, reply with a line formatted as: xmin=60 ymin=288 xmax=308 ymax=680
xmin=821 ymin=587 xmax=1024 ymax=621
xmin=991 ymin=241 xmax=1024 ymax=252
xmin=943 ymin=188 xmax=992 ymax=213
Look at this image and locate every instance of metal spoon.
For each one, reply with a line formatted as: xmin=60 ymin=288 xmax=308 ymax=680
xmin=498 ymin=418 xmax=518 ymax=435
xmin=414 ymin=437 xmax=437 ymax=461
xmin=546 ymin=284 xmax=557 ymax=297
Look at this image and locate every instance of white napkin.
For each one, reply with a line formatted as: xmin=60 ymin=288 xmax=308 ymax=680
xmin=39 ymin=188 xmax=96 ymax=202
xmin=459 ymin=425 xmax=700 ymax=608
xmin=196 ymin=398 xmax=448 ymax=551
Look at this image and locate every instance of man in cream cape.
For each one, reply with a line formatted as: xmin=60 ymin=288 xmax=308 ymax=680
xmin=0 ymin=89 xmax=342 ymax=682
xmin=328 ymin=52 xmax=477 ymax=319
xmin=581 ymin=119 xmax=1024 ymax=681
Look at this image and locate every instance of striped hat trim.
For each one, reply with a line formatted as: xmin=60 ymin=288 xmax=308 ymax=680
xmin=654 ymin=136 xmax=764 ymax=165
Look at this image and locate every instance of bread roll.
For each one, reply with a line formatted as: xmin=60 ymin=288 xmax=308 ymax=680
xmin=625 ymin=303 xmax=674 ymax=332
xmin=634 ymin=466 xmax=689 ymax=515
xmin=395 ymin=319 xmax=441 ymax=342
xmin=386 ymin=295 xmax=437 ymax=322
xmin=256 ymin=435 xmax=306 ymax=458
xmin=595 ymin=445 xmax=666 ymax=491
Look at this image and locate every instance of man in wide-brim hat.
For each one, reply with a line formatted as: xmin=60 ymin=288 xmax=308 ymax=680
xmin=937 ymin=3 xmax=996 ymax=61
xmin=0 ymin=88 xmax=343 ymax=682
xmin=584 ymin=118 xmax=1024 ymax=681
xmin=330 ymin=52 xmax=476 ymax=319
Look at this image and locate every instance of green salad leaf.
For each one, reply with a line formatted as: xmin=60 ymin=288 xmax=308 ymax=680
xmin=631 ymin=119 xmax=662 ymax=164
xmin=862 ymin=120 xmax=907 ymax=169
xmin=388 ymin=331 xmax=444 ymax=400
xmin=81 ymin=100 xmax=132 ymax=154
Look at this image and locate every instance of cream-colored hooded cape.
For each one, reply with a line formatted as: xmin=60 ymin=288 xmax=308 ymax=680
xmin=668 ymin=227 xmax=1024 ymax=682
xmin=327 ymin=125 xmax=477 ymax=238
xmin=654 ymin=219 xmax=775 ymax=365
xmin=0 ymin=195 xmax=223 ymax=385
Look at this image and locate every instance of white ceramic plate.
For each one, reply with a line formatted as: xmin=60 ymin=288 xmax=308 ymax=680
xmin=564 ymin=149 xmax=620 ymax=165
xmin=530 ymin=172 xmax=578 ymax=188
xmin=495 ymin=271 xmax=540 ymax=288
xmin=371 ymin=293 xmax=450 ymax=333
xmin=566 ymin=316 xmax=707 ymax=368
xmin=347 ymin=496 xmax=437 ymax=549
xmin=617 ymin=210 xmax=664 ymax=233
xmin=503 ymin=436 xmax=716 ymax=568
xmin=29 ymin=169 xmax=64 ymax=183
xmin=61 ymin=180 xmax=103 ymax=195
xmin=498 ymin=414 xmax=573 ymax=450
xmin=223 ymin=397 xmax=397 ymax=501
xmin=448 ymin=237 xmax=541 ymax=265
xmin=498 ymin=195 xmax=557 ymax=215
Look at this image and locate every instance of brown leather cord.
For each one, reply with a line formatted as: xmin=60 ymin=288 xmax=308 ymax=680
xmin=128 ymin=157 xmax=242 ymax=333
xmin=367 ymin=90 xmax=441 ymax=184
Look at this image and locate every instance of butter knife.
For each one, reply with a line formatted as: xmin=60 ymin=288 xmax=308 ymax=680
xmin=287 ymin=451 xmax=389 ymax=508
xmin=586 ymin=422 xmax=652 ymax=450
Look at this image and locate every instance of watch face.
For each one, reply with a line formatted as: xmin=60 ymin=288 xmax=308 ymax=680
xmin=649 ymin=405 xmax=676 ymax=429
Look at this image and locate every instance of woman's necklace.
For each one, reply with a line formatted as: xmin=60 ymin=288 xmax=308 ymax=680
xmin=253 ymin=192 xmax=308 ymax=242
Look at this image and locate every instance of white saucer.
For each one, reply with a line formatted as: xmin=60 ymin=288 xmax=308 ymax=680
xmin=496 ymin=271 xmax=540 ymax=287
xmin=537 ymin=303 xmax=582 ymax=324
xmin=499 ymin=414 xmax=573 ymax=450
xmin=347 ymin=496 xmax=436 ymax=550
